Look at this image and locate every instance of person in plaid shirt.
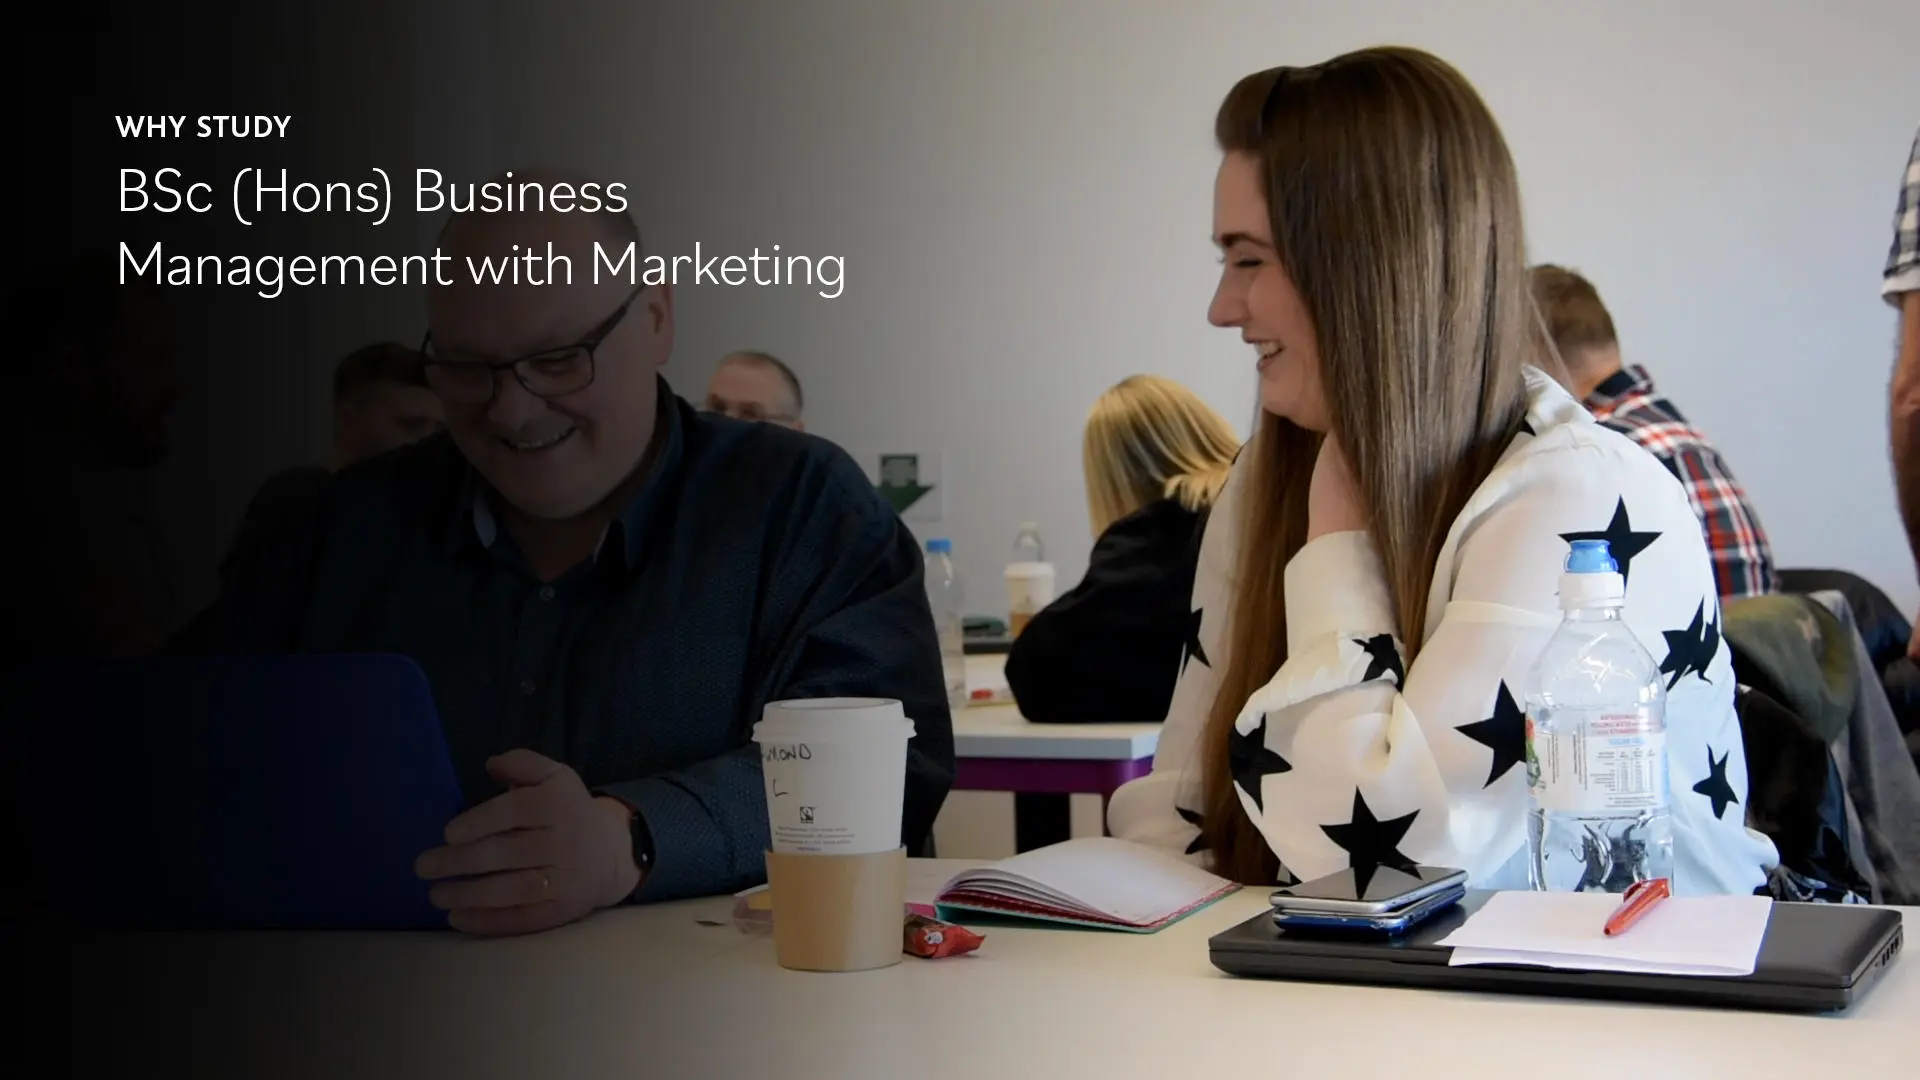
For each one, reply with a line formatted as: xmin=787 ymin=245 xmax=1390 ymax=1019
xmin=1884 ymin=127 xmax=1920 ymax=656
xmin=1529 ymin=264 xmax=1777 ymax=600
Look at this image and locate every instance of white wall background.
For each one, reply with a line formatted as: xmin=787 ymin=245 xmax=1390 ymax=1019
xmin=370 ymin=0 xmax=1920 ymax=617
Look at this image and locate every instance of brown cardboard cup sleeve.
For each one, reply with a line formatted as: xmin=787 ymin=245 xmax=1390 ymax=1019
xmin=764 ymin=847 xmax=907 ymax=972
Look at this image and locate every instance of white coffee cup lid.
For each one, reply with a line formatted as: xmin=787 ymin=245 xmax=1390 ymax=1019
xmin=753 ymin=697 xmax=914 ymax=742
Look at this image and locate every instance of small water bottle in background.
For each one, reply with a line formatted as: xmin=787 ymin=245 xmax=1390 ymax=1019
xmin=1524 ymin=539 xmax=1674 ymax=893
xmin=1006 ymin=522 xmax=1055 ymax=637
xmin=924 ymin=538 xmax=968 ymax=710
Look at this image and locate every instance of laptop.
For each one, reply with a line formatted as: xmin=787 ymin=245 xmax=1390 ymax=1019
xmin=1208 ymin=889 xmax=1904 ymax=1013
xmin=16 ymin=653 xmax=468 ymax=931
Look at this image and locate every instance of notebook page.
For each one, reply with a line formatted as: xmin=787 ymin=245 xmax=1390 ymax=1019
xmin=940 ymin=880 xmax=1093 ymax=915
xmin=907 ymin=859 xmax=991 ymax=913
xmin=1436 ymin=891 xmax=1772 ymax=976
xmin=939 ymin=837 xmax=1232 ymax=925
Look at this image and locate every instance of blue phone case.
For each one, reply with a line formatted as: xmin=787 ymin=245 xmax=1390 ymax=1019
xmin=1270 ymin=883 xmax=1466 ymax=935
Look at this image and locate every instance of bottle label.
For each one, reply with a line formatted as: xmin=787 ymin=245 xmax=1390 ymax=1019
xmin=1527 ymin=710 xmax=1668 ymax=814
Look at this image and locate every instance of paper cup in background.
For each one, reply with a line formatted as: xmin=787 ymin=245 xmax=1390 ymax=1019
xmin=751 ymin=698 xmax=914 ymax=855
xmin=1004 ymin=561 xmax=1056 ymax=637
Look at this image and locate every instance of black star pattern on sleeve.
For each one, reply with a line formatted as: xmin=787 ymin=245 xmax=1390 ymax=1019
xmin=1229 ymin=713 xmax=1291 ymax=813
xmin=1175 ymin=805 xmax=1208 ymax=856
xmin=1455 ymin=680 xmax=1526 ymax=787
xmin=1355 ymin=633 xmax=1404 ymax=686
xmin=1182 ymin=607 xmax=1210 ymax=675
xmin=1659 ymin=600 xmax=1721 ymax=690
xmin=1692 ymin=745 xmax=1739 ymax=820
xmin=1558 ymin=497 xmax=1661 ymax=584
xmin=1517 ymin=417 xmax=1536 ymax=437
xmin=1320 ymin=790 xmax=1420 ymax=896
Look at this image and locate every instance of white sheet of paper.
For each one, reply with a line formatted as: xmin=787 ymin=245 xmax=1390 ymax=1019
xmin=1436 ymin=890 xmax=1774 ymax=977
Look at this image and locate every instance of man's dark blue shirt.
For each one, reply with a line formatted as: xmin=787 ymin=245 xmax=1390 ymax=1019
xmin=183 ymin=384 xmax=955 ymax=902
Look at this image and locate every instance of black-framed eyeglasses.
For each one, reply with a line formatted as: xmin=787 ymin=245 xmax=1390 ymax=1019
xmin=700 ymin=399 xmax=800 ymax=425
xmin=419 ymin=284 xmax=646 ymax=405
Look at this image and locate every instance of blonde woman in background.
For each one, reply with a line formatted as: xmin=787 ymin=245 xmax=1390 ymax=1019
xmin=1004 ymin=375 xmax=1242 ymax=725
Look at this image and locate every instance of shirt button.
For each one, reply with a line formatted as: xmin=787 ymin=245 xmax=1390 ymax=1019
xmin=519 ymin=678 xmax=537 ymax=696
xmin=538 ymin=586 xmax=555 ymax=602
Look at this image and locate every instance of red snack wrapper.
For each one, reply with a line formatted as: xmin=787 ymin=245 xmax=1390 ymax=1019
xmin=903 ymin=912 xmax=985 ymax=958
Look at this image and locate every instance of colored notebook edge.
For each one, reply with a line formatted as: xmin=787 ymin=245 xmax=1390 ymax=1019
xmin=936 ymin=881 xmax=1241 ymax=934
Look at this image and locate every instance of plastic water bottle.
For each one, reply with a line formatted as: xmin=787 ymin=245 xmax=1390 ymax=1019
xmin=924 ymin=538 xmax=968 ymax=710
xmin=1524 ymin=539 xmax=1673 ymax=893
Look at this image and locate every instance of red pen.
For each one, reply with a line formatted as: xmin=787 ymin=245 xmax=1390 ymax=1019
xmin=1603 ymin=877 xmax=1670 ymax=936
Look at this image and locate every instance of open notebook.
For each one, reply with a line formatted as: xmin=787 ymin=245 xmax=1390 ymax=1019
xmin=934 ymin=837 xmax=1240 ymax=933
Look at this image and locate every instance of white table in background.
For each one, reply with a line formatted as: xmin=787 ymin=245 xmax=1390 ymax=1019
xmin=79 ymin=861 xmax=1919 ymax=1079
xmin=950 ymin=650 xmax=1163 ymax=846
xmin=951 ymin=702 xmax=1161 ymax=844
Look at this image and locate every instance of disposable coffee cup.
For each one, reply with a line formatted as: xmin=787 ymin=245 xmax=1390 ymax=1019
xmin=1005 ymin=561 xmax=1056 ymax=637
xmin=752 ymin=697 xmax=915 ymax=856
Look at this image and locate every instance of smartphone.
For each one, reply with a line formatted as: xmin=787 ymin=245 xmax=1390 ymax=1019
xmin=1270 ymin=882 xmax=1466 ymax=936
xmin=1268 ymin=865 xmax=1468 ymax=915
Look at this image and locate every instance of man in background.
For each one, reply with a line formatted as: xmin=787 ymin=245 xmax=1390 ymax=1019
xmin=216 ymin=342 xmax=442 ymax=582
xmin=1529 ymin=263 xmax=1778 ymax=600
xmin=329 ymin=342 xmax=445 ymax=467
xmin=703 ymin=350 xmax=805 ymax=429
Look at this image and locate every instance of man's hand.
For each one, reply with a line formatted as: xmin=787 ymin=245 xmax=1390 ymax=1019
xmin=414 ymin=749 xmax=642 ymax=936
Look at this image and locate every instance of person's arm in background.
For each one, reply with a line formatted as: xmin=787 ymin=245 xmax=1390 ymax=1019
xmin=1898 ymin=291 xmax=1920 ymax=659
xmin=1898 ymin=292 xmax=1920 ymax=570
xmin=1882 ymin=128 xmax=1920 ymax=655
xmin=1658 ymin=441 xmax=1776 ymax=599
xmin=1004 ymin=501 xmax=1202 ymax=724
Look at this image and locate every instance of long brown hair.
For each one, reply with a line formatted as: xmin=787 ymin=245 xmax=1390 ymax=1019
xmin=1198 ymin=47 xmax=1541 ymax=884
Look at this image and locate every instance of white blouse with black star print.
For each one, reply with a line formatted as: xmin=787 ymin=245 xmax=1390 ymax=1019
xmin=1107 ymin=367 xmax=1780 ymax=896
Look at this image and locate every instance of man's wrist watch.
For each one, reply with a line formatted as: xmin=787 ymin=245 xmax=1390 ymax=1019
xmin=630 ymin=809 xmax=656 ymax=879
xmin=599 ymin=793 xmax=654 ymax=891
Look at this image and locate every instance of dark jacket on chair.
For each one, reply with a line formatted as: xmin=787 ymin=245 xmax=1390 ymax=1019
xmin=1004 ymin=499 xmax=1204 ymax=724
xmin=1776 ymin=568 xmax=1911 ymax=674
xmin=1777 ymin=567 xmax=1920 ymax=774
xmin=1723 ymin=593 xmax=1857 ymax=744
xmin=1734 ymin=686 xmax=1870 ymax=903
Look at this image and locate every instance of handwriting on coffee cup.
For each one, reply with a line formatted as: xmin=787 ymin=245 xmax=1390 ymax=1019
xmin=763 ymin=743 xmax=813 ymax=763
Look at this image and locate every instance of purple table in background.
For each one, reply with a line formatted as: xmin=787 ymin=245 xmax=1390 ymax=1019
xmin=950 ymin=704 xmax=1161 ymax=849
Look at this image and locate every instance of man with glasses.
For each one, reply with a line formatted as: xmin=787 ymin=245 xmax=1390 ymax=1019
xmin=189 ymin=175 xmax=954 ymax=935
xmin=704 ymin=350 xmax=805 ymax=430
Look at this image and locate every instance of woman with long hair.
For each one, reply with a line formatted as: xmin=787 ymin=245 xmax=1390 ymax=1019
xmin=1106 ymin=46 xmax=1776 ymax=894
xmin=1005 ymin=374 xmax=1240 ymax=724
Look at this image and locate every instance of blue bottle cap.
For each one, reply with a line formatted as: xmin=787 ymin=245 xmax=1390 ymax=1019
xmin=926 ymin=538 xmax=951 ymax=554
xmin=1565 ymin=539 xmax=1617 ymax=574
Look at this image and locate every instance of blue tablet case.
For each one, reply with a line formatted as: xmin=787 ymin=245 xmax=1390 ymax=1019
xmin=28 ymin=653 xmax=467 ymax=930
